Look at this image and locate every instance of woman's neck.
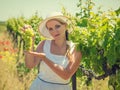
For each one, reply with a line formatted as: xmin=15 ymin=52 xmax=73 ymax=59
xmin=53 ymin=38 xmax=66 ymax=48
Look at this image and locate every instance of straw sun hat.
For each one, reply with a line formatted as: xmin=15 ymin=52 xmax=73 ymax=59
xmin=38 ymin=12 xmax=69 ymax=39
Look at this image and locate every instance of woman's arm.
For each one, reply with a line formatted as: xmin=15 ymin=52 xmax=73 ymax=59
xmin=25 ymin=40 xmax=45 ymax=69
xmin=28 ymin=46 xmax=82 ymax=80
xmin=43 ymin=49 xmax=82 ymax=80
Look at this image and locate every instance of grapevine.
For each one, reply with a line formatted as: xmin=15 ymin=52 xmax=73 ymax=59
xmin=67 ymin=1 xmax=120 ymax=88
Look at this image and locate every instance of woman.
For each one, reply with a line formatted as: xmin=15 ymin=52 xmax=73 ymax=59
xmin=25 ymin=12 xmax=82 ymax=90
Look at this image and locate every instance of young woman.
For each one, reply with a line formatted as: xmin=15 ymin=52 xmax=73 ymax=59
xmin=24 ymin=12 xmax=82 ymax=90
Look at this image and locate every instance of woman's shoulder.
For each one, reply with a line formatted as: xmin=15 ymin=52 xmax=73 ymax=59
xmin=37 ymin=40 xmax=46 ymax=47
xmin=36 ymin=40 xmax=52 ymax=51
xmin=36 ymin=40 xmax=46 ymax=52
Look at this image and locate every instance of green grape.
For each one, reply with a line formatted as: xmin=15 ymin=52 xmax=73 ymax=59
xmin=24 ymin=28 xmax=34 ymax=37
xmin=23 ymin=28 xmax=34 ymax=51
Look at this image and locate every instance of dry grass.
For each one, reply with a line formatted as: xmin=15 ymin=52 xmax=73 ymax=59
xmin=76 ymin=77 xmax=109 ymax=90
xmin=0 ymin=60 xmax=23 ymax=90
xmin=0 ymin=59 xmax=37 ymax=90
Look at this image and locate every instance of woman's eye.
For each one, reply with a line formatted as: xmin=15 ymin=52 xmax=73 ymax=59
xmin=55 ymin=25 xmax=61 ymax=29
xmin=48 ymin=28 xmax=53 ymax=31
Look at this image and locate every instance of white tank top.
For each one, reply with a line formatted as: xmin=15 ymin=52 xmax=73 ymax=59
xmin=38 ymin=40 xmax=74 ymax=84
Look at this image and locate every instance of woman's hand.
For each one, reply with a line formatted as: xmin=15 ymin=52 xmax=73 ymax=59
xmin=24 ymin=51 xmax=46 ymax=60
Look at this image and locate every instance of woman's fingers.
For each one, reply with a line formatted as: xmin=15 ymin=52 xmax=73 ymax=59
xmin=28 ymin=51 xmax=39 ymax=56
xmin=24 ymin=51 xmax=45 ymax=59
xmin=28 ymin=51 xmax=45 ymax=57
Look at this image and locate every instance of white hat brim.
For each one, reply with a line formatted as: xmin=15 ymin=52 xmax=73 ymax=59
xmin=38 ymin=15 xmax=68 ymax=39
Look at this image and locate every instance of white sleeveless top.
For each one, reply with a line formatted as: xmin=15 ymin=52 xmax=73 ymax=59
xmin=38 ymin=40 xmax=74 ymax=84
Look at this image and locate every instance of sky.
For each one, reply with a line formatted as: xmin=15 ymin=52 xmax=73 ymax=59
xmin=0 ymin=0 xmax=120 ymax=21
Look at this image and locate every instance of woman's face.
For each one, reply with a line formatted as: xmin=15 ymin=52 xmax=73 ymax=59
xmin=46 ymin=19 xmax=67 ymax=39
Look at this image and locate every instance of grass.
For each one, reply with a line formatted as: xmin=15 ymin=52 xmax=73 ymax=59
xmin=0 ymin=23 xmax=110 ymax=90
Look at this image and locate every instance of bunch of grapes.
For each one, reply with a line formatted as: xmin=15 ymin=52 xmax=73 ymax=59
xmin=22 ymin=25 xmax=34 ymax=51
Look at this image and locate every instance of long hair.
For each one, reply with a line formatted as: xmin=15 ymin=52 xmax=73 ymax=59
xmin=65 ymin=30 xmax=69 ymax=41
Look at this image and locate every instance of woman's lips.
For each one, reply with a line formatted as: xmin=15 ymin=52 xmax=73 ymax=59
xmin=55 ymin=34 xmax=60 ymax=37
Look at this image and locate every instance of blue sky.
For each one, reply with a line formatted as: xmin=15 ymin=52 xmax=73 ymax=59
xmin=0 ymin=0 xmax=120 ymax=21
